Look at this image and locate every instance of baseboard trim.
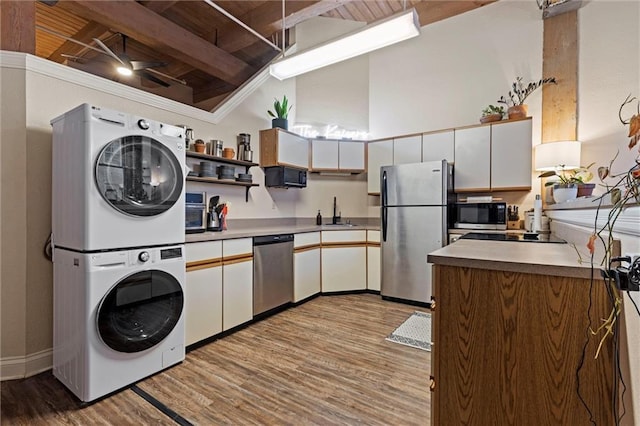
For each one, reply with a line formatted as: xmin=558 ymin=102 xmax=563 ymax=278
xmin=1 ymin=349 xmax=52 ymax=381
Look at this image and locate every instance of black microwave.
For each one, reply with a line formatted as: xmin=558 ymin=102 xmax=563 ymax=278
xmin=264 ymin=166 xmax=307 ymax=188
xmin=453 ymin=202 xmax=507 ymax=230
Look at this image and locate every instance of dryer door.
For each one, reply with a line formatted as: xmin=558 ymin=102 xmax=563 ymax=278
xmin=95 ymin=135 xmax=183 ymax=217
xmin=97 ymin=270 xmax=184 ymax=353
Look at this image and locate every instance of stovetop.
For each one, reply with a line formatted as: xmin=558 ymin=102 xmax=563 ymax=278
xmin=459 ymin=232 xmax=566 ymax=244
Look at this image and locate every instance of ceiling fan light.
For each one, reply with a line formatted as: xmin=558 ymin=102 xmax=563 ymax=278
xmin=117 ymin=66 xmax=133 ymax=76
xmin=269 ymin=8 xmax=420 ymax=80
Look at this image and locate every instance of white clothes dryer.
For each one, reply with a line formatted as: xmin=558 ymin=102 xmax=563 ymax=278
xmin=51 ymin=104 xmax=185 ymax=251
xmin=53 ymin=244 xmax=186 ymax=402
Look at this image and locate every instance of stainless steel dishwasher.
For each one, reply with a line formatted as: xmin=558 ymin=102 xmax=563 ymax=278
xmin=253 ymin=234 xmax=294 ymax=316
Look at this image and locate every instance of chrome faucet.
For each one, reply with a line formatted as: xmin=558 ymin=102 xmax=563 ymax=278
xmin=332 ymin=196 xmax=341 ymax=224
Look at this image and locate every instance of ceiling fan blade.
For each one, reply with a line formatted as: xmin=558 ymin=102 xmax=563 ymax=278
xmin=60 ymin=53 xmax=88 ymax=62
xmin=130 ymin=60 xmax=168 ymax=71
xmin=93 ymin=38 xmax=126 ymax=66
xmin=138 ymin=70 xmax=170 ymax=87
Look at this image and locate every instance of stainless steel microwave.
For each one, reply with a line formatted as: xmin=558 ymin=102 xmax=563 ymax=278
xmin=185 ymin=192 xmax=207 ymax=233
xmin=453 ymin=202 xmax=507 ymax=230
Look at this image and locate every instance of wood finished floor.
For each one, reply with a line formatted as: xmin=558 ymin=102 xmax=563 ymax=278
xmin=1 ymin=294 xmax=431 ymax=425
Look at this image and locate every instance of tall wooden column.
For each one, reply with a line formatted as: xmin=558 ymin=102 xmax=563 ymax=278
xmin=541 ymin=10 xmax=578 ymax=143
xmin=0 ymin=0 xmax=36 ymax=54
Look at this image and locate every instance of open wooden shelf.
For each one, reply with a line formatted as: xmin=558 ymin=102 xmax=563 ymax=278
xmin=186 ymin=152 xmax=259 ymax=201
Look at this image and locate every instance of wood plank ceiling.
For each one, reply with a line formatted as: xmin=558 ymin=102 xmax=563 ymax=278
xmin=31 ymin=1 xmax=495 ymax=111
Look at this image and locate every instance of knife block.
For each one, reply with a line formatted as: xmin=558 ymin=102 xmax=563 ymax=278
xmin=507 ymin=220 xmax=521 ymax=230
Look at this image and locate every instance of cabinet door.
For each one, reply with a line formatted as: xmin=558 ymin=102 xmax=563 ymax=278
xmin=367 ymin=139 xmax=393 ymax=194
xmin=393 ymin=135 xmax=422 ymax=165
xmin=422 ymin=130 xmax=454 ymax=163
xmin=321 ymin=247 xmax=367 ymax=292
xmin=311 ymin=139 xmax=339 ymax=170
xmin=222 ymin=238 xmax=253 ymax=331
xmin=367 ymin=230 xmax=380 ymax=291
xmin=278 ymin=130 xmax=309 ymax=169
xmin=491 ymin=119 xmax=532 ymax=191
xmin=454 ymin=126 xmax=491 ymax=192
xmin=222 ymin=260 xmax=253 ymax=331
xmin=294 ymin=249 xmax=321 ymax=302
xmin=339 ymin=141 xmax=365 ymax=171
xmin=185 ymin=266 xmax=222 ymax=346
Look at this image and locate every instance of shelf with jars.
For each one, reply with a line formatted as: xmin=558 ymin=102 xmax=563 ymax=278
xmin=185 ymin=152 xmax=259 ymax=202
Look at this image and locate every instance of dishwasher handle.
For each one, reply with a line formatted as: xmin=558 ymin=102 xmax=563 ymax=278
xmin=253 ymin=234 xmax=294 ymax=246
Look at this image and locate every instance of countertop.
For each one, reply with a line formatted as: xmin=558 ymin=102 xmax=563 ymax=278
xmin=186 ymin=224 xmax=380 ymax=242
xmin=427 ymin=238 xmax=597 ymax=279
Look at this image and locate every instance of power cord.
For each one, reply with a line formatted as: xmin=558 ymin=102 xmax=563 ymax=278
xmin=44 ymin=232 xmax=53 ymax=262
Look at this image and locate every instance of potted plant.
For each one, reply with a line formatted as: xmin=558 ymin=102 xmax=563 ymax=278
xmin=479 ymin=105 xmax=504 ymax=124
xmin=538 ymin=162 xmax=595 ymax=203
xmin=583 ymin=94 xmax=640 ymax=362
xmin=497 ymin=76 xmax=557 ymax=119
xmin=267 ymin=95 xmax=292 ymax=130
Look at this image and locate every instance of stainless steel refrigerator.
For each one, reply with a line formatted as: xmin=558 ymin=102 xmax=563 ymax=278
xmin=380 ymin=160 xmax=452 ymax=304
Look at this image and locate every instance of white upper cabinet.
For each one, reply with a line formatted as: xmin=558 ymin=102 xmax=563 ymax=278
xmin=393 ymin=135 xmax=422 ymax=165
xmin=311 ymin=139 xmax=339 ymax=169
xmin=339 ymin=141 xmax=365 ymax=171
xmin=454 ymin=118 xmax=532 ymax=193
xmin=259 ymin=128 xmax=309 ymax=169
xmin=454 ymin=125 xmax=491 ymax=192
xmin=367 ymin=139 xmax=393 ymax=194
xmin=422 ymin=130 xmax=454 ymax=163
xmin=490 ymin=119 xmax=532 ymax=191
xmin=310 ymin=140 xmax=365 ymax=172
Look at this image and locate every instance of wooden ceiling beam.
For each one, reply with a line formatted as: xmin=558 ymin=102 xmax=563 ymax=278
xmin=413 ymin=0 xmax=497 ymax=27
xmin=1 ymin=0 xmax=36 ymax=53
xmin=138 ymin=1 xmax=177 ymax=14
xmin=46 ymin=21 xmax=111 ymax=63
xmin=56 ymin=0 xmax=254 ymax=86
xmin=217 ymin=0 xmax=350 ymax=53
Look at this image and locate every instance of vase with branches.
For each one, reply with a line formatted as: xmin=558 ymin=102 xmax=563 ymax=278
xmin=497 ymin=76 xmax=557 ymax=119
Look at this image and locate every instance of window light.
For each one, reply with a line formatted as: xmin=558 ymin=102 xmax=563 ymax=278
xmin=269 ymin=8 xmax=420 ymax=80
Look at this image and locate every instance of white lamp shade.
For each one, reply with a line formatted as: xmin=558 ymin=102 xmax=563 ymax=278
xmin=534 ymin=141 xmax=581 ymax=171
xmin=269 ymin=9 xmax=420 ymax=80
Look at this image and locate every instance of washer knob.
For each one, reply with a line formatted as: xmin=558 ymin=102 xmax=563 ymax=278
xmin=138 ymin=251 xmax=150 ymax=262
xmin=137 ymin=119 xmax=150 ymax=130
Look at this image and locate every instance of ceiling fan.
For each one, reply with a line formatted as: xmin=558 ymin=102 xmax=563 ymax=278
xmin=92 ymin=34 xmax=171 ymax=87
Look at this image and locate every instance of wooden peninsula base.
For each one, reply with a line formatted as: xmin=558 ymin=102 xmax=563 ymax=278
xmin=430 ymin=264 xmax=615 ymax=425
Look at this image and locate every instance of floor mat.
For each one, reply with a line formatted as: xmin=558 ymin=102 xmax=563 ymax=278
xmin=385 ymin=311 xmax=431 ymax=351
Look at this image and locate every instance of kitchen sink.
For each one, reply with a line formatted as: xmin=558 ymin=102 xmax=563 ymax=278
xmin=323 ymin=223 xmax=359 ymax=227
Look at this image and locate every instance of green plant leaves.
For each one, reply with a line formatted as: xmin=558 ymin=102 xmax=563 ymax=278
xmin=267 ymin=95 xmax=293 ymax=119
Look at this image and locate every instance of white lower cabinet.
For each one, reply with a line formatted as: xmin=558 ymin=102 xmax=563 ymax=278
xmin=367 ymin=230 xmax=381 ymax=291
xmin=294 ymin=232 xmax=321 ymax=302
xmin=321 ymin=230 xmax=367 ymax=292
xmin=222 ymin=238 xmax=253 ymax=331
xmin=185 ymin=241 xmax=223 ymax=346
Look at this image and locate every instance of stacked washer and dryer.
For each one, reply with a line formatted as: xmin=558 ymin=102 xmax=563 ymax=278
xmin=51 ymin=104 xmax=187 ymax=402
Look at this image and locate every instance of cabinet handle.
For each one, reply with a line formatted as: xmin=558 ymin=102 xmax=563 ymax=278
xmin=429 ymin=375 xmax=436 ymax=392
xmin=430 ymin=296 xmax=436 ymax=312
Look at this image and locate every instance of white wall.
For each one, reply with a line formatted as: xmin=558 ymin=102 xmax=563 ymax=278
xmin=369 ymin=2 xmax=543 ymax=139
xmin=295 ymin=17 xmax=369 ymax=132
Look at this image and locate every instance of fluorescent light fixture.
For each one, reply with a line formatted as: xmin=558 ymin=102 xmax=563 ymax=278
xmin=116 ymin=66 xmax=133 ymax=76
xmin=269 ymin=8 xmax=420 ymax=80
xmin=534 ymin=140 xmax=581 ymax=171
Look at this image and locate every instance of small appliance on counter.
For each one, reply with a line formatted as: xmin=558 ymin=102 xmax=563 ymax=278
xmin=185 ymin=192 xmax=207 ymax=233
xmin=206 ymin=195 xmax=227 ymax=232
xmin=453 ymin=201 xmax=507 ymax=230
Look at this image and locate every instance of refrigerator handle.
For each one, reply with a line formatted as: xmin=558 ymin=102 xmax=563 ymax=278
xmin=382 ymin=206 xmax=388 ymax=242
xmin=381 ymin=170 xmax=388 ymax=242
xmin=382 ymin=170 xmax=388 ymax=207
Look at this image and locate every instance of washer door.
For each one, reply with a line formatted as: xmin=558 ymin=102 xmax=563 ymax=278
xmin=95 ymin=135 xmax=183 ymax=217
xmin=97 ymin=270 xmax=184 ymax=353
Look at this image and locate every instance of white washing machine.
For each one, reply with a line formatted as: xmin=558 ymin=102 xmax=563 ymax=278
xmin=51 ymin=103 xmax=186 ymax=251
xmin=53 ymin=244 xmax=186 ymax=402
